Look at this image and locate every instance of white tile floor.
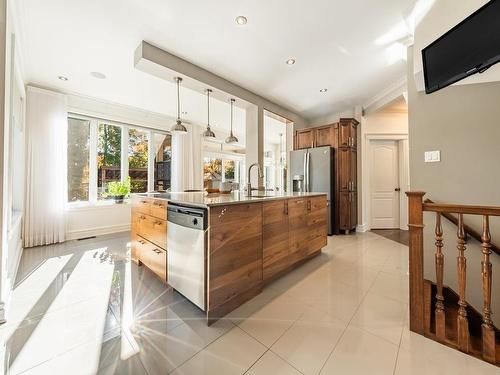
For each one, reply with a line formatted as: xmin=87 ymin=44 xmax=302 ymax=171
xmin=1 ymin=231 xmax=499 ymax=374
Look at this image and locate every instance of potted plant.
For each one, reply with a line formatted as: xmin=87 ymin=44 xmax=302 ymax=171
xmin=104 ymin=177 xmax=131 ymax=203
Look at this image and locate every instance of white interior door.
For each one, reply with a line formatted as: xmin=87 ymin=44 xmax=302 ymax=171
xmin=370 ymin=140 xmax=400 ymax=229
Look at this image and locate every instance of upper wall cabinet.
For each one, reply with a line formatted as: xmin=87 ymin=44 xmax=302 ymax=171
xmin=295 ymin=129 xmax=315 ymax=150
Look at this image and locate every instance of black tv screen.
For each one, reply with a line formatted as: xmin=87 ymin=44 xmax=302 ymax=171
xmin=422 ymin=0 xmax=500 ymax=94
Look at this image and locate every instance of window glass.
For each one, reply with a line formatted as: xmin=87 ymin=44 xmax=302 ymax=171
xmin=203 ymin=158 xmax=222 ymax=183
xmin=68 ymin=117 xmax=90 ymax=202
xmin=223 ymin=160 xmax=235 ymax=182
xmin=153 ymin=133 xmax=172 ymax=191
xmin=128 ymin=128 xmax=148 ymax=193
xmin=97 ymin=123 xmax=122 ymax=199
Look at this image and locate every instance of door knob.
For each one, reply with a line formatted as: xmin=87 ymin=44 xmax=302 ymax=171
xmin=395 ymin=188 xmax=401 ymax=192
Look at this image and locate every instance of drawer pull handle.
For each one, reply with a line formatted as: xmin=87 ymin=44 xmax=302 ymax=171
xmin=141 ymin=200 xmax=148 ymax=204
xmin=138 ymin=240 xmax=145 ymax=244
xmin=152 ymin=249 xmax=162 ymax=254
xmin=155 ymin=220 xmax=163 ymax=226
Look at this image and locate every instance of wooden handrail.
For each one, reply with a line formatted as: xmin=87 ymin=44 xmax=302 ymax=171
xmin=424 ymin=199 xmax=500 ymax=256
xmin=423 ymin=202 xmax=500 ymax=216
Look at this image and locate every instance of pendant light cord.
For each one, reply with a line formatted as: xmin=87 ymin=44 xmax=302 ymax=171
xmin=207 ymin=90 xmax=210 ymax=128
xmin=176 ymin=78 xmax=181 ymax=120
xmin=230 ymin=99 xmax=233 ymax=134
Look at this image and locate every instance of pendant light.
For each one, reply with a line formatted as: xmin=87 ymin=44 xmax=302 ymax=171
xmin=202 ymin=89 xmax=216 ymax=138
xmin=171 ymin=77 xmax=188 ymax=134
xmin=225 ymin=98 xmax=239 ymax=144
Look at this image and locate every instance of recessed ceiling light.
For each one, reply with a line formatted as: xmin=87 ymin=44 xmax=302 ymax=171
xmin=90 ymin=71 xmax=106 ymax=79
xmin=320 ymin=88 xmax=328 ymax=93
xmin=286 ymin=58 xmax=296 ymax=65
xmin=235 ymin=16 xmax=247 ymax=25
xmin=58 ymin=75 xmax=68 ymax=81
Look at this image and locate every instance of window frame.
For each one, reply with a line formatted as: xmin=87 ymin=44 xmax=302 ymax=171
xmin=67 ymin=113 xmax=170 ymax=207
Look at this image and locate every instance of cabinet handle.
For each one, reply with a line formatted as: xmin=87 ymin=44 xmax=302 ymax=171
xmin=284 ymin=201 xmax=288 ymax=215
xmin=307 ymin=200 xmax=311 ymax=211
xmin=141 ymin=200 xmax=148 ymax=204
xmin=138 ymin=240 xmax=145 ymax=245
xmin=152 ymin=248 xmax=162 ymax=254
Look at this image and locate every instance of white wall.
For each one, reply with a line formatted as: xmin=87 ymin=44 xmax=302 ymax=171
xmin=66 ymin=203 xmax=131 ymax=241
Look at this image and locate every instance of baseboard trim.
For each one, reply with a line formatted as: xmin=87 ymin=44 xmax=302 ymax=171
xmin=357 ymin=223 xmax=369 ymax=232
xmin=66 ymin=224 xmax=131 ymax=240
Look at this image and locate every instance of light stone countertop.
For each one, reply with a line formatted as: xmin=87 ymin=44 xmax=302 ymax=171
xmin=133 ymin=191 xmax=327 ymax=208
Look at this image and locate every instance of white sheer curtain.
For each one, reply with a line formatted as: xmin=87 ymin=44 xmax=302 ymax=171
xmin=171 ymin=124 xmax=203 ymax=192
xmin=24 ymin=87 xmax=68 ymax=247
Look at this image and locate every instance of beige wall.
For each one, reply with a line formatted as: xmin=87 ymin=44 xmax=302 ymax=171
xmin=407 ymin=45 xmax=500 ymax=325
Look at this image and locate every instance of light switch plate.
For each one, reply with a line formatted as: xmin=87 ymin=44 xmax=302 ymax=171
xmin=424 ymin=151 xmax=440 ymax=163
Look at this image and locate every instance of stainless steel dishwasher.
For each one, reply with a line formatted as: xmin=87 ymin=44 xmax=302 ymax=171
xmin=167 ymin=203 xmax=207 ymax=311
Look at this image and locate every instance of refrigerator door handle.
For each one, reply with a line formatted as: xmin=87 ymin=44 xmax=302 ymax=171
xmin=307 ymin=151 xmax=311 ymax=192
xmin=303 ymin=152 xmax=307 ymax=193
xmin=304 ymin=151 xmax=309 ymax=192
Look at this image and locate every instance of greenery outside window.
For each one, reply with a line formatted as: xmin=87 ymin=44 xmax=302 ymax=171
xmin=67 ymin=114 xmax=171 ymax=205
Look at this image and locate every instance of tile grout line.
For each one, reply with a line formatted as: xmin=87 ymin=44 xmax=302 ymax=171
xmin=316 ymin=280 xmax=374 ymax=374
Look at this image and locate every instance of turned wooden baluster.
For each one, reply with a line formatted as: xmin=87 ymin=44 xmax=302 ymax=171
xmin=456 ymin=213 xmax=470 ymax=352
xmin=480 ymin=215 xmax=495 ymax=363
xmin=434 ymin=212 xmax=446 ymax=342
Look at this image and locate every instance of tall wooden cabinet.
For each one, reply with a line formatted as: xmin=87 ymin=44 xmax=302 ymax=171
xmin=293 ymin=118 xmax=359 ymax=234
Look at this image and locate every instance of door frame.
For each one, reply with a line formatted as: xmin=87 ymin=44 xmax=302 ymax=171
xmin=361 ymin=134 xmax=409 ymax=231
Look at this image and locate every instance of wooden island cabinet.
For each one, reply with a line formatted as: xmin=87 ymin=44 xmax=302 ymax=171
xmin=131 ymin=192 xmax=328 ymax=324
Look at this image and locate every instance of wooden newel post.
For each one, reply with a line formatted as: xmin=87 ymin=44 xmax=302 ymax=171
xmin=406 ymin=191 xmax=426 ymax=335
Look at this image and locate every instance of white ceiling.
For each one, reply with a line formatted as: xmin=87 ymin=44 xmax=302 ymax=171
xmin=15 ymin=0 xmax=419 ymax=125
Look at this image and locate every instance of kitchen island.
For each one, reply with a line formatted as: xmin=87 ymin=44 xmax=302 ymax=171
xmin=131 ymin=191 xmax=328 ymax=324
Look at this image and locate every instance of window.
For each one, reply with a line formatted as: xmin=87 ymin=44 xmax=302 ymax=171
xmin=68 ymin=117 xmax=91 ymax=202
xmin=97 ymin=123 xmax=121 ymax=199
xmin=128 ymin=128 xmax=148 ymax=193
xmin=67 ymin=114 xmax=171 ymax=204
xmin=153 ymin=133 xmax=172 ymax=191
xmin=203 ymin=155 xmax=242 ymax=190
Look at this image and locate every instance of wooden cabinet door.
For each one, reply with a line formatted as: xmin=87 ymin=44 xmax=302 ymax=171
xmin=350 ymin=150 xmax=357 ymax=191
xmin=288 ymin=198 xmax=308 ymax=258
xmin=295 ymin=129 xmax=315 ymax=150
xmin=307 ymin=196 xmax=327 ymax=254
xmin=339 ymin=148 xmax=351 ymax=191
xmin=140 ymin=214 xmax=167 ymax=250
xmin=263 ymin=200 xmax=289 ymax=280
xmin=208 ymin=203 xmax=263 ymax=313
xmin=339 ymin=122 xmax=351 ymax=147
xmin=132 ymin=196 xmax=151 ymax=215
xmin=314 ymin=125 xmax=333 ymax=147
xmin=350 ymin=122 xmax=358 ymax=149
xmin=339 ymin=192 xmax=351 ymax=230
xmin=350 ymin=192 xmax=358 ymax=229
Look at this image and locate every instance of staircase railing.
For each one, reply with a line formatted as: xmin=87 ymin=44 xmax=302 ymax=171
xmin=407 ymin=191 xmax=499 ymax=364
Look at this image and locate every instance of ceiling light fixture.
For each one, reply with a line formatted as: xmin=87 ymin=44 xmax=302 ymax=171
xmin=235 ymin=16 xmax=248 ymax=25
xmin=171 ymin=77 xmax=188 ymax=134
xmin=90 ymin=71 xmax=107 ymax=79
xmin=225 ymin=99 xmax=238 ymax=144
xmin=320 ymin=88 xmax=328 ymax=92
xmin=286 ymin=58 xmax=296 ymax=65
xmin=58 ymin=75 xmax=68 ymax=81
xmin=202 ymin=89 xmax=216 ymax=138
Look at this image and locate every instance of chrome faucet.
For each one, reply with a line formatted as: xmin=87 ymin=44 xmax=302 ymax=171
xmin=246 ymin=163 xmax=263 ymax=196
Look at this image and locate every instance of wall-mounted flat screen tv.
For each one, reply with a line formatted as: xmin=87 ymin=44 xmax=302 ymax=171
xmin=422 ymin=0 xmax=500 ymax=94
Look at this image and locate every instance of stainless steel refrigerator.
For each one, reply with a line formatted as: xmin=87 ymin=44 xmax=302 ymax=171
xmin=289 ymin=146 xmax=334 ymax=235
